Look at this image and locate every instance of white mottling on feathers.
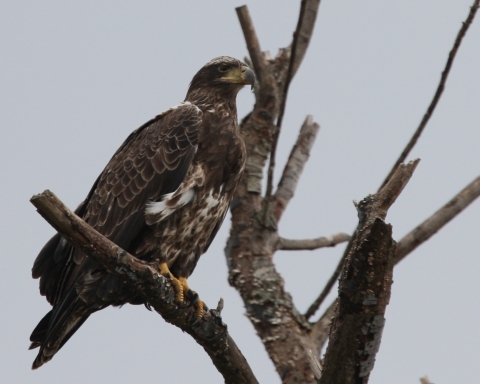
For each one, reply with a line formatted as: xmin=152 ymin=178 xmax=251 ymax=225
xmin=155 ymin=186 xmax=231 ymax=269
xmin=208 ymin=109 xmax=215 ymax=113
xmin=145 ymin=189 xmax=195 ymax=223
xmin=205 ymin=190 xmax=220 ymax=208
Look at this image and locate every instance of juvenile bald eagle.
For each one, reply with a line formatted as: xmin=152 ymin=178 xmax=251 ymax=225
xmin=29 ymin=56 xmax=255 ymax=369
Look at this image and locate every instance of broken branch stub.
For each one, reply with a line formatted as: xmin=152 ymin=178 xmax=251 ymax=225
xmin=319 ymin=161 xmax=418 ymax=384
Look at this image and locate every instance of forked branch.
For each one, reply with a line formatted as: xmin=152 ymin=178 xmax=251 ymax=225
xmin=30 ymin=190 xmax=258 ymax=384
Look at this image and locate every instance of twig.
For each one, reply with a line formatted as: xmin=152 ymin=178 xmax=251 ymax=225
xmin=420 ymin=376 xmax=432 ymax=384
xmin=319 ymin=161 xmax=419 ymax=384
xmin=306 ymin=350 xmax=322 ymax=383
xmin=274 ymin=115 xmax=320 ymax=220
xmin=30 ymin=190 xmax=259 ymax=384
xmin=380 ymin=0 xmax=480 ymax=188
xmin=395 ymin=175 xmax=480 ymax=264
xmin=304 ymin=253 xmax=346 ymax=319
xmin=277 ymin=232 xmax=350 ymax=251
xmin=264 ymin=0 xmax=321 ymax=208
xmin=310 ymin=300 xmax=336 ymax=353
xmin=235 ymin=6 xmax=267 ymax=85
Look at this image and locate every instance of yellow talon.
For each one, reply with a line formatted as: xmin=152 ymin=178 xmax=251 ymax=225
xmin=159 ymin=262 xmax=184 ymax=303
xmin=179 ymin=277 xmax=189 ymax=293
xmin=195 ymin=299 xmax=206 ymax=318
xmin=180 ymin=277 xmax=205 ymax=319
xmin=158 ymin=264 xmax=205 ymax=318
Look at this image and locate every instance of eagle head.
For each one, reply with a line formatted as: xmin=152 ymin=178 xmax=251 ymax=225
xmin=186 ymin=56 xmax=256 ymax=99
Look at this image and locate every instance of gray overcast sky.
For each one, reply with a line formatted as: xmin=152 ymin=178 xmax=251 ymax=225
xmin=1 ymin=1 xmax=479 ymax=383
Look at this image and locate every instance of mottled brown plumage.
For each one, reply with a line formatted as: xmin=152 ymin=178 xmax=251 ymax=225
xmin=29 ymin=56 xmax=254 ymax=369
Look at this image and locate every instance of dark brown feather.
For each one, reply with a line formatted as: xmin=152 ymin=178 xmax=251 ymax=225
xmin=30 ymin=56 xmax=251 ymax=369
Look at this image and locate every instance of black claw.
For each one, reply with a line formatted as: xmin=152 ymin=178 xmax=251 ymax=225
xmin=188 ymin=290 xmax=199 ymax=306
xmin=192 ymin=316 xmax=201 ymax=326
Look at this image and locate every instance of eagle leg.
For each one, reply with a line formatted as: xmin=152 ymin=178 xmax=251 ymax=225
xmin=159 ymin=262 xmax=185 ymax=303
xmin=179 ymin=277 xmax=207 ymax=319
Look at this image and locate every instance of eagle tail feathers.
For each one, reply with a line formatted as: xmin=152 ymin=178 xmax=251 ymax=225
xmin=30 ymin=289 xmax=100 ymax=369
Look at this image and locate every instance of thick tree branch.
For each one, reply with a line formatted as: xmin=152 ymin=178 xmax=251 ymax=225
xmin=230 ymin=6 xmax=325 ymax=383
xmin=305 ymin=160 xmax=420 ymax=320
xmin=274 ymin=115 xmax=320 ymax=221
xmin=395 ymin=175 xmax=480 ymax=264
xmin=319 ymin=160 xmax=418 ymax=384
xmin=381 ymin=0 xmax=480 ymax=188
xmin=277 ymin=232 xmax=350 ymax=251
xmin=312 ymin=175 xmax=480 ymax=354
xmin=30 ymin=190 xmax=259 ymax=384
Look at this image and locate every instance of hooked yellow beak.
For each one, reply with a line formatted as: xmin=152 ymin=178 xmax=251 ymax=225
xmin=221 ymin=66 xmax=256 ymax=89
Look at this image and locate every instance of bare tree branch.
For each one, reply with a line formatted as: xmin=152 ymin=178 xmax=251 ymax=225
xmin=310 ymin=300 xmax=336 ymax=353
xmin=274 ymin=115 xmax=320 ymax=220
xmin=235 ymin=6 xmax=267 ymax=85
xmin=230 ymin=7 xmax=326 ymax=382
xmin=312 ymin=175 xmax=480 ymax=354
xmin=374 ymin=159 xmax=421 ymax=219
xmin=305 ymin=160 xmax=420 ymax=320
xmin=319 ymin=161 xmax=419 ymax=384
xmin=310 ymin=0 xmax=480 ymax=316
xmin=290 ymin=0 xmax=322 ymax=80
xmin=30 ymin=190 xmax=259 ymax=384
xmin=264 ymin=0 xmax=322 ymax=211
xmin=395 ymin=175 xmax=480 ymax=264
xmin=381 ymin=0 xmax=480 ymax=188
xmin=306 ymin=350 xmax=322 ymax=383
xmin=309 ymin=0 xmax=480 ymax=319
xmin=277 ymin=232 xmax=350 ymax=251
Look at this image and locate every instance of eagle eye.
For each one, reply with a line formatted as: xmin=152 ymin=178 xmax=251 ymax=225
xmin=218 ymin=64 xmax=229 ymax=73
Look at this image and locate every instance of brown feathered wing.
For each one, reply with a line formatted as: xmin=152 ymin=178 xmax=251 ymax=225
xmin=30 ymin=103 xmax=202 ymax=368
